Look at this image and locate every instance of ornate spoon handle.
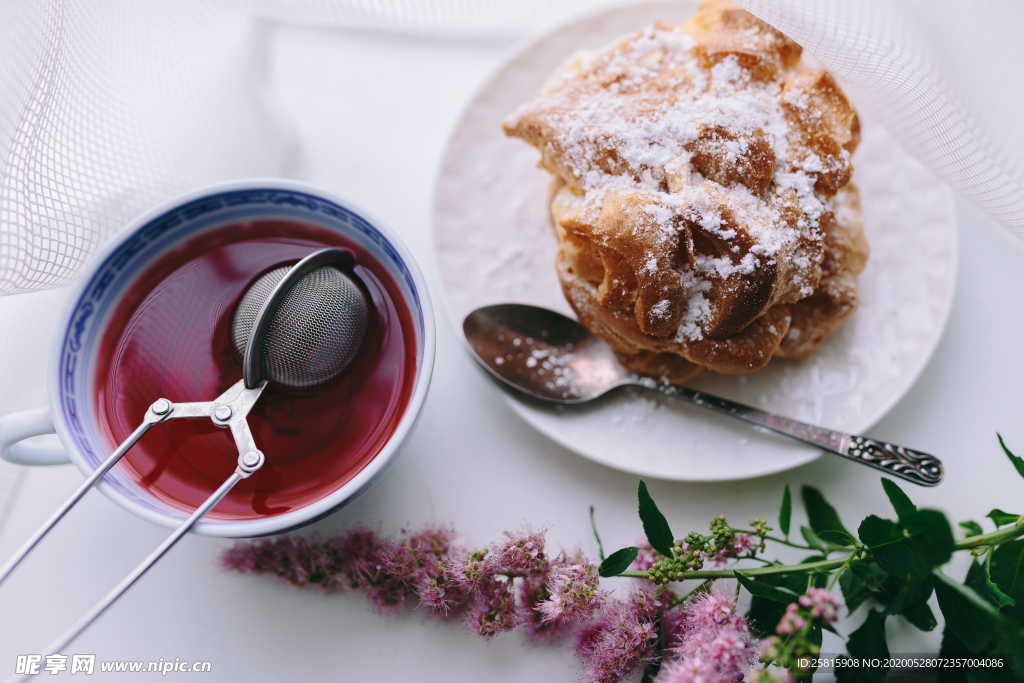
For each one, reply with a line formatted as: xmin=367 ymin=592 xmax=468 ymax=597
xmin=837 ymin=436 xmax=943 ymax=486
xmin=648 ymin=384 xmax=944 ymax=486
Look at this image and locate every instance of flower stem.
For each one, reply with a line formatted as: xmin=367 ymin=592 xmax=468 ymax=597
xmin=588 ymin=505 xmax=606 ymax=561
xmin=617 ymin=557 xmax=847 ymax=581
xmin=669 ymin=579 xmax=716 ymax=607
xmin=616 ymin=520 xmax=1024 ymax=585
xmin=731 ymin=529 xmax=814 ymax=551
xmin=955 ymin=519 xmax=1024 ymax=550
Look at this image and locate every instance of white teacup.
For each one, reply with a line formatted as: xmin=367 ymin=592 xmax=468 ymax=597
xmin=0 ymin=179 xmax=435 ymax=537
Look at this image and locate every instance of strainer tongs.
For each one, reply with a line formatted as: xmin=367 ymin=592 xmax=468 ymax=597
xmin=0 ymin=248 xmax=368 ymax=677
xmin=6 ymin=380 xmax=267 ymax=664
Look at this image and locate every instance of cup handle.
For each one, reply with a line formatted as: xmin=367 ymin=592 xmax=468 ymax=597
xmin=0 ymin=408 xmax=71 ymax=466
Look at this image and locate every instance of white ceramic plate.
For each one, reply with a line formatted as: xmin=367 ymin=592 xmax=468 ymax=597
xmin=432 ymin=1 xmax=958 ymax=481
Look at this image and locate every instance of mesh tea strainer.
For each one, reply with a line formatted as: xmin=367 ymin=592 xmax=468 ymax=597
xmin=0 ymin=247 xmax=367 ymax=675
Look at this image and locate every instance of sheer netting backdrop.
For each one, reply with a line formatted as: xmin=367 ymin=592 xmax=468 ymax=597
xmin=1 ymin=0 xmax=1021 ymax=296
xmin=0 ymin=0 xmax=292 ymax=295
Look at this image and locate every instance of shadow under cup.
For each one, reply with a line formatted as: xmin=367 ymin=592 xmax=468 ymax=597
xmin=55 ymin=186 xmax=432 ymax=537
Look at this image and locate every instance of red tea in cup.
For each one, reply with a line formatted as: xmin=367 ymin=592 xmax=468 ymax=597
xmin=94 ymin=220 xmax=417 ymax=520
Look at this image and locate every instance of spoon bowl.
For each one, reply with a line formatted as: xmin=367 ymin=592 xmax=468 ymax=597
xmin=463 ymin=304 xmax=629 ymax=404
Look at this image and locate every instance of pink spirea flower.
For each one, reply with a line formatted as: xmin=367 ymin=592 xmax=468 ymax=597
xmin=490 ymin=528 xmax=548 ymax=575
xmin=775 ymin=603 xmax=806 ymax=635
xmin=632 ymin=544 xmax=658 ymax=572
xmin=797 ymin=587 xmax=839 ymax=623
xmin=537 ymin=561 xmax=604 ymax=623
xmin=516 ymin=551 xmax=605 ymax=642
xmin=576 ymin=587 xmax=665 ymax=683
xmin=518 ymin=572 xmax=557 ymax=641
xmin=221 ymin=527 xmax=465 ymax=613
xmin=455 ymin=547 xmax=494 ymax=592
xmin=656 ymin=592 xmax=759 ymax=683
xmin=466 ymin=575 xmax=519 ymax=637
xmin=221 ymin=529 xmax=386 ymax=593
xmin=223 ymin=526 xmax=607 ymax=649
xmin=384 ymin=527 xmax=467 ymax=617
xmin=704 ymin=534 xmax=755 ymax=566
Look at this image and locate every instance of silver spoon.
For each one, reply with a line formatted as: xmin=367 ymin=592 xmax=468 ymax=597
xmin=463 ymin=303 xmax=943 ymax=487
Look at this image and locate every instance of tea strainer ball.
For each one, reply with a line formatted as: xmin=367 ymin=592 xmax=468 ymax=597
xmin=232 ymin=248 xmax=369 ymax=389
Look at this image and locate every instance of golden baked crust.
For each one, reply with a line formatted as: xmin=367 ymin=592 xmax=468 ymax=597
xmin=776 ymin=185 xmax=868 ymax=359
xmin=503 ymin=0 xmax=867 ymax=380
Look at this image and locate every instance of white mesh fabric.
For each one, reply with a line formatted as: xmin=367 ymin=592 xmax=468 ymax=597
xmin=2 ymin=0 xmax=1022 ymax=299
xmin=219 ymin=0 xmax=1024 ymax=239
xmin=0 ymin=0 xmax=290 ymax=295
xmin=737 ymin=0 xmax=1024 ymax=238
xmin=210 ymin=0 xmax=622 ymax=37
xmin=0 ymin=0 xmax=623 ymax=297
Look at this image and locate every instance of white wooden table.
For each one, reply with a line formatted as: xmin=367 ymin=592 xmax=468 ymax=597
xmin=1 ymin=16 xmax=1023 ymax=683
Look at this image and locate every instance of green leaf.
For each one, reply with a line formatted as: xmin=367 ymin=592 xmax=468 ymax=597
xmin=884 ymin=574 xmax=934 ymax=617
xmin=733 ymin=571 xmax=800 ymax=603
xmin=859 ymin=511 xmax=953 ymax=578
xmin=848 ymin=610 xmax=890 ymax=657
xmin=937 ymin=571 xmax=1024 ymax=679
xmin=801 ymin=485 xmax=854 ymax=546
xmin=933 ymin=568 xmax=1001 ymax=652
xmin=984 ymin=553 xmax=1016 ymax=609
xmin=778 ymin=484 xmax=792 ymax=538
xmin=857 ymin=514 xmax=898 ymax=547
xmin=936 ymin=599 xmax=1024 ymax=681
xmin=940 ymin=624 xmax=1024 ymax=681
xmin=839 ymin=560 xmax=887 ymax=614
xmin=998 ymin=433 xmax=1024 ymax=480
xmin=903 ymin=509 xmax=954 ymax=569
xmin=746 ymin=571 xmax=807 ymax=638
xmin=987 ymin=509 xmax=1020 ymax=527
xmin=801 ymin=554 xmax=829 ymax=564
xmin=959 ymin=520 xmax=984 ymax=537
xmin=599 ymin=547 xmax=639 ymax=578
xmin=808 ymin=621 xmax=823 ymax=650
xmin=800 ymin=525 xmax=851 ymax=552
xmin=964 ymin=558 xmax=1005 ymax=613
xmin=996 ymin=626 xmax=1024 ymax=674
xmin=870 ymin=573 xmax=936 ymax=632
xmin=637 ymin=481 xmax=674 ymax=557
xmin=881 ymin=478 xmax=916 ymax=522
xmin=836 ymin=610 xmax=890 ymax=682
xmin=901 ymin=600 xmax=937 ymax=631
xmin=800 ymin=525 xmax=827 ymax=551
xmin=989 ymin=540 xmax=1024 ymax=619
xmin=858 ymin=515 xmax=917 ymax=576
xmin=937 ymin=629 xmax=976 ymax=683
